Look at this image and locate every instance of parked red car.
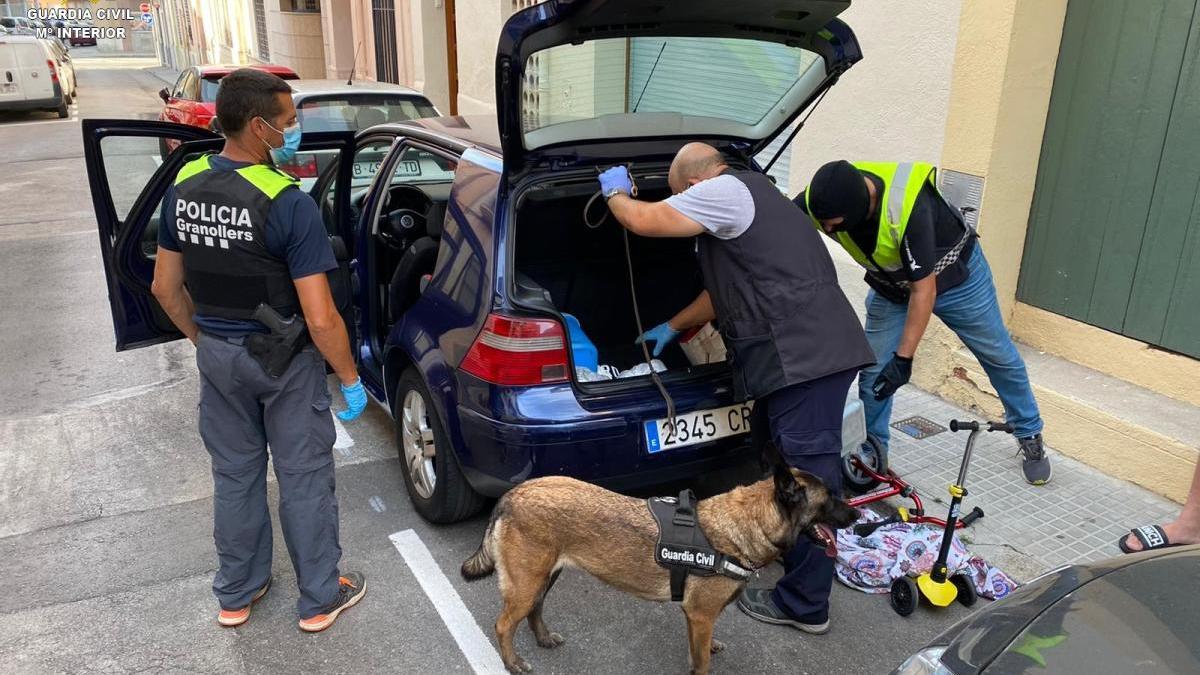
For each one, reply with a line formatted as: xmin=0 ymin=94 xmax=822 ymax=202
xmin=157 ymin=64 xmax=298 ymax=155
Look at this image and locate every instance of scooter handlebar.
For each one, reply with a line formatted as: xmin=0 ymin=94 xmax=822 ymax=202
xmin=950 ymin=419 xmax=1014 ymax=434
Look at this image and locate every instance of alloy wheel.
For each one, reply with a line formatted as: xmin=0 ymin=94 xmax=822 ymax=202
xmin=401 ymin=390 xmax=437 ymax=499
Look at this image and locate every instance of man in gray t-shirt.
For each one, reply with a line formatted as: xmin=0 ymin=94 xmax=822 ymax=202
xmin=597 ymin=142 xmax=874 ymax=635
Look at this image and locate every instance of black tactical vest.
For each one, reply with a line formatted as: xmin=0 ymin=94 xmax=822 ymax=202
xmin=698 ymin=169 xmax=876 ymax=400
xmin=171 ymin=155 xmax=302 ymax=320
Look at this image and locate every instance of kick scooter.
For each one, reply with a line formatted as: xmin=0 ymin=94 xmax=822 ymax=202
xmin=888 ymin=419 xmax=1014 ymax=616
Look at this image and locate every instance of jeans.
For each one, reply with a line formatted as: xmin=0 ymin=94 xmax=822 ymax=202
xmin=860 ymin=246 xmax=1043 ymax=449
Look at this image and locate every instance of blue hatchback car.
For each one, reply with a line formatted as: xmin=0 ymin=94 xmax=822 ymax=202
xmin=83 ymin=0 xmax=862 ymax=523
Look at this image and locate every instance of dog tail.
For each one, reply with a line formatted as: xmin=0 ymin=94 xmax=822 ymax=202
xmin=461 ymin=501 xmax=503 ymax=581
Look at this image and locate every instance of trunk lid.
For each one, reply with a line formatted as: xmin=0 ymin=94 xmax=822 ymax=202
xmin=495 ymin=0 xmax=861 ymax=171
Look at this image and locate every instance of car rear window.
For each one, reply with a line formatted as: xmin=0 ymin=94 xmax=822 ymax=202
xmin=200 ymin=72 xmax=299 ymax=102
xmin=296 ymin=94 xmax=438 ymax=131
xmin=521 ymin=36 xmax=824 ymax=147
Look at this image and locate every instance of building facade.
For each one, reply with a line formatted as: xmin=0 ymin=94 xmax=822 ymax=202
xmin=152 ymin=0 xmax=326 ymax=77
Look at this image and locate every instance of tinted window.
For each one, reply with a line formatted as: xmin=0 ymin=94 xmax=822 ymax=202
xmin=296 ymin=95 xmax=438 ymax=132
xmin=200 ymin=76 xmax=221 ymax=102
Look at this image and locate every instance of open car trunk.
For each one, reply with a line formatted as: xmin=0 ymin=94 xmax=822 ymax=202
xmin=512 ymin=173 xmax=731 ymax=387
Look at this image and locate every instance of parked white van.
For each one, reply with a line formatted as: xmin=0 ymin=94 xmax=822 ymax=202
xmin=0 ymin=35 xmax=69 ymax=117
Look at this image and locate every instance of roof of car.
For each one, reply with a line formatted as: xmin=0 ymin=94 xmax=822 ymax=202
xmin=287 ymin=79 xmax=426 ymax=97
xmin=195 ymin=64 xmax=298 ymax=77
xmin=399 ymin=115 xmax=502 ymax=156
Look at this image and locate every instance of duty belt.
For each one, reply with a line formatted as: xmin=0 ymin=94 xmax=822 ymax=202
xmin=647 ymin=490 xmax=754 ymax=602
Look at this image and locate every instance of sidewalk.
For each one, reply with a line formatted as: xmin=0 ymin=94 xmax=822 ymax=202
xmin=146 ymin=65 xmax=179 ymax=87
xmin=828 ymin=242 xmax=1180 ymax=581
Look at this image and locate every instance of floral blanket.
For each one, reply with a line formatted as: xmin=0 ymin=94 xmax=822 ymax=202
xmin=835 ymin=509 xmax=1019 ymax=600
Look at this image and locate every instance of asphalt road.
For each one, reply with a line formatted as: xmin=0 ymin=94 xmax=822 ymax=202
xmin=0 ymin=52 xmax=970 ymax=674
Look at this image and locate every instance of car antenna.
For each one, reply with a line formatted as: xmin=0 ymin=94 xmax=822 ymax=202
xmin=347 ymin=41 xmax=363 ymax=86
xmin=630 ymin=42 xmax=667 ymax=112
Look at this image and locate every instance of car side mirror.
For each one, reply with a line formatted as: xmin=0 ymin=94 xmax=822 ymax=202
xmin=158 ymin=87 xmax=170 ymax=103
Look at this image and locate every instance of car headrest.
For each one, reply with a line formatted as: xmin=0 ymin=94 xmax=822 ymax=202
xmin=355 ymin=107 xmax=387 ymax=129
xmin=425 ymin=202 xmax=447 ymax=239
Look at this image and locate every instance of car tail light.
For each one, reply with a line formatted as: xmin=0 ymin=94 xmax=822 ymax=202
xmin=46 ymin=59 xmax=58 ymax=82
xmin=278 ymin=154 xmax=318 ymax=178
xmin=460 ymin=314 xmax=569 ymax=386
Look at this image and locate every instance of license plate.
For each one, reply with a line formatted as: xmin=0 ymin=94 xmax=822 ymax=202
xmin=644 ymin=402 xmax=754 ymax=453
xmin=352 ymin=160 xmax=381 ymax=178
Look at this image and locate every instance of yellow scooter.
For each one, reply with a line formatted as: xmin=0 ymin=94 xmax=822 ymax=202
xmin=890 ymin=419 xmax=1013 ymax=616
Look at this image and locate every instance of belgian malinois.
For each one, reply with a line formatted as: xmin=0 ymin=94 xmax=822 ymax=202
xmin=461 ymin=459 xmax=859 ymax=674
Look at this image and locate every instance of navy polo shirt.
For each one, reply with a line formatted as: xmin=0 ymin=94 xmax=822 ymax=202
xmin=158 ymin=155 xmax=337 ymax=337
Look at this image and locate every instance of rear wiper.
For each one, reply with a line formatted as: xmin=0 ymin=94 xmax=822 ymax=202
xmin=630 ymin=42 xmax=668 ymax=113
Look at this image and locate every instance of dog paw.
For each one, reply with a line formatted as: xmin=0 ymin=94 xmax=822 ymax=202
xmin=536 ymin=632 xmax=565 ymax=649
xmin=710 ymin=638 xmax=726 ymax=654
xmin=504 ymin=657 xmax=533 ymax=673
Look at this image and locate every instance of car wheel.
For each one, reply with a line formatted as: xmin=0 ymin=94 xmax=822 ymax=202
xmin=64 ymin=92 xmax=73 ymax=105
xmin=56 ymin=101 xmax=68 ymax=118
xmin=843 ymin=435 xmax=888 ymax=494
xmin=951 ymin=574 xmax=978 ymax=607
xmin=890 ymin=576 xmax=919 ymax=617
xmin=395 ymin=367 xmax=485 ymax=523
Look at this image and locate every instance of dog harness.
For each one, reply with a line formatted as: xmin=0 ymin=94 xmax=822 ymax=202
xmin=647 ymin=490 xmax=754 ymax=602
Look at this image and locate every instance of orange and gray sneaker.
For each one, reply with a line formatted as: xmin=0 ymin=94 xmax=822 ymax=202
xmin=298 ymin=572 xmax=367 ymax=633
xmin=217 ymin=579 xmax=272 ymax=627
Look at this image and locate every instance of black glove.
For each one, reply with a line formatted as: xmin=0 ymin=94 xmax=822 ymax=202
xmin=872 ymin=353 xmax=913 ymax=401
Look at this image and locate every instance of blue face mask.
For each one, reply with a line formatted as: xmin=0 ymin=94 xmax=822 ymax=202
xmin=259 ymin=117 xmax=301 ymax=164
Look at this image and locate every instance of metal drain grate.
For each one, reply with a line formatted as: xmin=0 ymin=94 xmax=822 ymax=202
xmin=891 ymin=415 xmax=947 ymax=439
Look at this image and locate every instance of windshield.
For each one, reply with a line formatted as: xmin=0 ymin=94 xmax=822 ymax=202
xmin=296 ymin=95 xmax=438 ymax=131
xmin=521 ymin=36 xmax=824 ymax=148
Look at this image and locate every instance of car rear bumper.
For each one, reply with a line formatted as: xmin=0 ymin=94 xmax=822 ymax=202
xmin=0 ymin=95 xmax=62 ymax=111
xmin=456 ymin=403 xmax=759 ymax=497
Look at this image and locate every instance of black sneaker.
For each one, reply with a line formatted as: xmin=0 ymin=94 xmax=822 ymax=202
xmin=298 ymin=572 xmax=367 ymax=633
xmin=1019 ymin=435 xmax=1052 ymax=485
xmin=736 ymin=588 xmax=829 ymax=634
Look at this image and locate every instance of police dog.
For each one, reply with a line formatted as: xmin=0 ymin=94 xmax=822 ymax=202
xmin=460 ymin=454 xmax=859 ymax=674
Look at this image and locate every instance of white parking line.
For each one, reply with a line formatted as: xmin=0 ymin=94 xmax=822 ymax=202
xmin=333 ymin=414 xmax=355 ymax=449
xmin=389 ymin=529 xmax=506 ymax=674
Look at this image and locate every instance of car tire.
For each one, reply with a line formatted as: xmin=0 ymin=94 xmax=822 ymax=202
xmin=64 ymin=92 xmax=73 ymax=105
xmin=951 ymin=574 xmax=978 ymax=607
xmin=56 ymin=101 xmax=68 ymax=118
xmin=843 ymin=435 xmax=888 ymax=494
xmin=890 ymin=576 xmax=919 ymax=617
xmin=395 ymin=367 xmax=485 ymax=524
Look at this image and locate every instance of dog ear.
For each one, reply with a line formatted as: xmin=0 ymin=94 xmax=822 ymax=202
xmin=773 ymin=464 xmax=807 ymax=509
xmin=760 ymin=439 xmax=786 ymax=475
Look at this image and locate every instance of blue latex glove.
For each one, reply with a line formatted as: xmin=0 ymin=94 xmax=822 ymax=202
xmin=337 ymin=378 xmax=368 ymax=421
xmin=635 ymin=322 xmax=680 ymax=357
xmin=598 ymin=165 xmax=633 ymax=198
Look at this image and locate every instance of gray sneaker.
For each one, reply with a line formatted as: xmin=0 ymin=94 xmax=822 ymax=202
xmin=1019 ymin=435 xmax=1052 ymax=485
xmin=736 ymin=588 xmax=829 ymax=634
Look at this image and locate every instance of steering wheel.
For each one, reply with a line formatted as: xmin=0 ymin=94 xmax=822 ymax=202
xmin=378 ymin=208 xmax=426 ymax=248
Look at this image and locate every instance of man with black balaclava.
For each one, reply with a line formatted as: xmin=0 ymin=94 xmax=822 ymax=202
xmin=797 ymin=160 xmax=1051 ymax=486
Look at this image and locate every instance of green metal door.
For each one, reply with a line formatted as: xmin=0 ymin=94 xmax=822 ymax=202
xmin=1018 ymin=0 xmax=1200 ymax=358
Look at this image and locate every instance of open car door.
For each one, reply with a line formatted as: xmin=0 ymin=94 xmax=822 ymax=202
xmin=82 ymin=119 xmax=357 ymax=350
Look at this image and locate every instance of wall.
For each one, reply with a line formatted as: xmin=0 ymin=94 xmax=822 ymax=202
xmin=914 ymin=0 xmax=1069 ymax=411
xmin=267 ymin=6 xmax=325 ymax=77
xmin=785 ymin=0 xmax=963 ymax=195
xmin=320 ymin=0 xmax=355 ymax=79
xmin=453 ymin=0 xmax=508 ymax=113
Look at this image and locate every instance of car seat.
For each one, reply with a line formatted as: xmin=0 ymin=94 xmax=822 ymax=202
xmin=356 ymin=107 xmax=388 ymax=130
xmin=388 ymin=201 xmax=446 ymax=323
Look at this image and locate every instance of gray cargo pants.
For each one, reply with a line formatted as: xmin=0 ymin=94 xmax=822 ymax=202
xmin=196 ymin=333 xmax=342 ymax=619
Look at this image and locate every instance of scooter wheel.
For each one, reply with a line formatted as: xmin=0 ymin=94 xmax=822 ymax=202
xmin=890 ymin=576 xmax=919 ymax=617
xmin=951 ymin=574 xmax=978 ymax=607
xmin=843 ymin=435 xmax=889 ymax=494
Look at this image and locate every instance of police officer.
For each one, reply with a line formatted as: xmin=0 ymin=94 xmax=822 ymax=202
xmin=150 ymin=69 xmax=369 ymax=632
xmin=798 ymin=160 xmax=1051 ymax=485
xmin=599 ymin=143 xmax=875 ymax=635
